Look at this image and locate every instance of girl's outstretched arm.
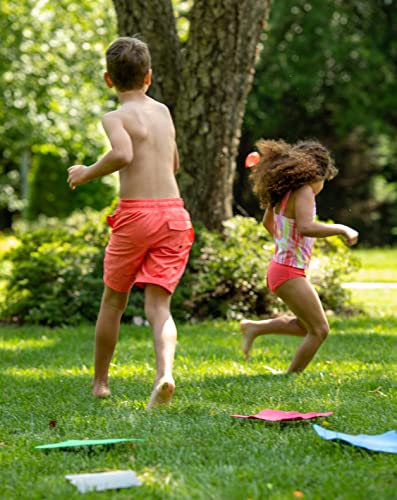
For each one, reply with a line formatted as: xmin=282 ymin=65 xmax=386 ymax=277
xmin=295 ymin=185 xmax=358 ymax=245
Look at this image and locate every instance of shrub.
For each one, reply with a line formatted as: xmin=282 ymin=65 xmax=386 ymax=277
xmin=309 ymin=234 xmax=360 ymax=312
xmin=27 ymin=153 xmax=116 ymax=220
xmin=180 ymin=216 xmax=277 ymax=320
xmin=0 ymin=212 xmax=359 ymax=326
xmin=1 ymin=212 xmax=106 ymax=326
xmin=180 ymin=216 xmax=359 ymax=320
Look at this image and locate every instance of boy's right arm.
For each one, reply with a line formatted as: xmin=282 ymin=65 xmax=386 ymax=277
xmin=67 ymin=113 xmax=133 ymax=189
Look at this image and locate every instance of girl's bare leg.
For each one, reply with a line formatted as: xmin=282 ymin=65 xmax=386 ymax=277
xmin=275 ymin=278 xmax=329 ymax=373
xmin=144 ymin=284 xmax=177 ymax=409
xmin=241 ymin=316 xmax=307 ymax=359
xmin=93 ymin=285 xmax=129 ymax=397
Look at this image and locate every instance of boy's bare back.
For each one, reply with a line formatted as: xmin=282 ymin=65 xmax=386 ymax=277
xmin=107 ymin=93 xmax=180 ymax=200
xmin=67 ymin=92 xmax=180 ymax=199
xmin=67 ymin=37 xmax=181 ymax=200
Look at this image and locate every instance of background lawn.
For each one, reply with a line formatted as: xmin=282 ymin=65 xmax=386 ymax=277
xmin=344 ymin=247 xmax=397 ymax=317
xmin=350 ymin=248 xmax=397 ymax=282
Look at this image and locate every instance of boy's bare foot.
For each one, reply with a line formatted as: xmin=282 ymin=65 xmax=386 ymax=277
xmin=240 ymin=319 xmax=258 ymax=360
xmin=92 ymin=381 xmax=111 ymax=398
xmin=146 ymin=379 xmax=175 ymax=410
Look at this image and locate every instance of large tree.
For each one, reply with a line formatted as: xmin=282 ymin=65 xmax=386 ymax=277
xmin=112 ymin=0 xmax=271 ymax=229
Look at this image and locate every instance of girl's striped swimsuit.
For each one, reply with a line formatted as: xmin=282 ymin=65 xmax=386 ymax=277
xmin=273 ymin=191 xmax=315 ymax=269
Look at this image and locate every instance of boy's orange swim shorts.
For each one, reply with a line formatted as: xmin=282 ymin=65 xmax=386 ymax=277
xmin=104 ymin=198 xmax=194 ymax=294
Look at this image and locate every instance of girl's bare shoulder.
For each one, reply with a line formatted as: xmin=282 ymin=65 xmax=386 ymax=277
xmin=295 ymin=184 xmax=313 ymax=196
xmin=284 ymin=186 xmax=313 ymax=218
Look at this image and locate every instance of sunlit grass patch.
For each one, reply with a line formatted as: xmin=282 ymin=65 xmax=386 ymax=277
xmin=0 ymin=336 xmax=56 ymax=352
xmin=349 ymin=288 xmax=397 ymax=316
xmin=352 ymin=247 xmax=397 ymax=282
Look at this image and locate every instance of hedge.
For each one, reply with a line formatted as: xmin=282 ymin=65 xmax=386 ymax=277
xmin=0 ymin=207 xmax=359 ymax=326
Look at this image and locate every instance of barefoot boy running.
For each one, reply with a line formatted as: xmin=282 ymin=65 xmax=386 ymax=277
xmin=67 ymin=37 xmax=194 ymax=408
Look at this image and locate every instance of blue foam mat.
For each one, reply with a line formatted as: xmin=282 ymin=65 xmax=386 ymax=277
xmin=313 ymin=424 xmax=397 ymax=453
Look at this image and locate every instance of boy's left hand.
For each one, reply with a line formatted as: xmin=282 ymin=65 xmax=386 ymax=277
xmin=67 ymin=165 xmax=89 ymax=189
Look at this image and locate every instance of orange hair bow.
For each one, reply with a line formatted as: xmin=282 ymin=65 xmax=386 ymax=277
xmin=245 ymin=151 xmax=260 ymax=168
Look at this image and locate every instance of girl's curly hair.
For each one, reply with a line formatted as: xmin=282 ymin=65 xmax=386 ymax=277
xmin=249 ymin=139 xmax=338 ymax=208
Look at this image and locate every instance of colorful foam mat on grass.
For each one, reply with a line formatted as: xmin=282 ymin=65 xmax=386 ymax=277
xmin=65 ymin=470 xmax=141 ymax=493
xmin=313 ymin=425 xmax=397 ymax=453
xmin=231 ymin=409 xmax=333 ymax=421
xmin=35 ymin=438 xmax=144 ymax=449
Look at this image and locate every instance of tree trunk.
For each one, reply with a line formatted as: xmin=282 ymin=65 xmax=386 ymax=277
xmin=112 ymin=0 xmax=271 ymax=230
xmin=112 ymin=0 xmax=182 ymax=113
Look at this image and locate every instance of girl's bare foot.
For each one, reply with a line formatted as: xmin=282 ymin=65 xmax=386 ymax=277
xmin=92 ymin=381 xmax=111 ymax=398
xmin=146 ymin=379 xmax=175 ymax=410
xmin=240 ymin=319 xmax=258 ymax=360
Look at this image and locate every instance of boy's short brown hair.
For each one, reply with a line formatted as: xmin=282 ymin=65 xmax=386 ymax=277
xmin=106 ymin=37 xmax=151 ymax=91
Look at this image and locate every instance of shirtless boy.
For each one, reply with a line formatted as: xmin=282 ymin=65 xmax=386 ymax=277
xmin=67 ymin=37 xmax=194 ymax=409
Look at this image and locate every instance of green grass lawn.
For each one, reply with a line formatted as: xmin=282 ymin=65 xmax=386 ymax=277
xmin=1 ymin=245 xmax=396 ymax=498
xmin=1 ymin=314 xmax=396 ymax=499
xmin=351 ymin=248 xmax=397 ymax=282
xmin=348 ymin=288 xmax=397 ymax=317
xmin=345 ymin=247 xmax=397 ymax=316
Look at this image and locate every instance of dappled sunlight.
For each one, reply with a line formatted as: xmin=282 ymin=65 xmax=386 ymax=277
xmin=0 ymin=336 xmax=56 ymax=352
xmin=58 ymin=365 xmax=90 ymax=376
xmin=0 ymin=234 xmax=20 ymax=252
xmin=139 ymin=466 xmax=174 ymax=491
xmin=3 ymin=366 xmax=84 ymax=379
xmin=2 ymin=363 xmax=156 ymax=381
xmin=105 ymin=361 xmax=155 ymax=379
xmin=314 ymin=359 xmax=396 ymax=381
xmin=178 ymin=359 xmax=250 ymax=379
xmin=2 ymin=366 xmax=59 ymax=380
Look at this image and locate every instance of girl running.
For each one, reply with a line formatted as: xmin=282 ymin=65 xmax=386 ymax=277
xmin=241 ymin=139 xmax=358 ymax=372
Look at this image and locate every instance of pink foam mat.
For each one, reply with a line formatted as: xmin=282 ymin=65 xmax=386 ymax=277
xmin=231 ymin=409 xmax=333 ymax=421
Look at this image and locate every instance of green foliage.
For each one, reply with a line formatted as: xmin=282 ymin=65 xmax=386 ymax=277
xmin=241 ymin=0 xmax=397 ymax=246
xmin=0 ymin=0 xmax=117 ymax=224
xmin=1 ymin=212 xmax=107 ymax=326
xmin=27 ymin=153 xmax=116 ymax=219
xmin=0 ymin=212 xmax=358 ymax=326
xmin=184 ymin=216 xmax=276 ymax=319
xmin=309 ymin=234 xmax=360 ymax=312
xmin=246 ymin=0 xmax=397 ymax=140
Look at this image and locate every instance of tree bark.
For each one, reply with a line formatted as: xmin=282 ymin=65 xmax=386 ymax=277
xmin=112 ymin=0 xmax=271 ymax=230
xmin=112 ymin=0 xmax=182 ymax=113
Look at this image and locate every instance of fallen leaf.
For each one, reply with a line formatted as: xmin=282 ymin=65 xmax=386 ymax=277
xmin=369 ymin=387 xmax=387 ymax=397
